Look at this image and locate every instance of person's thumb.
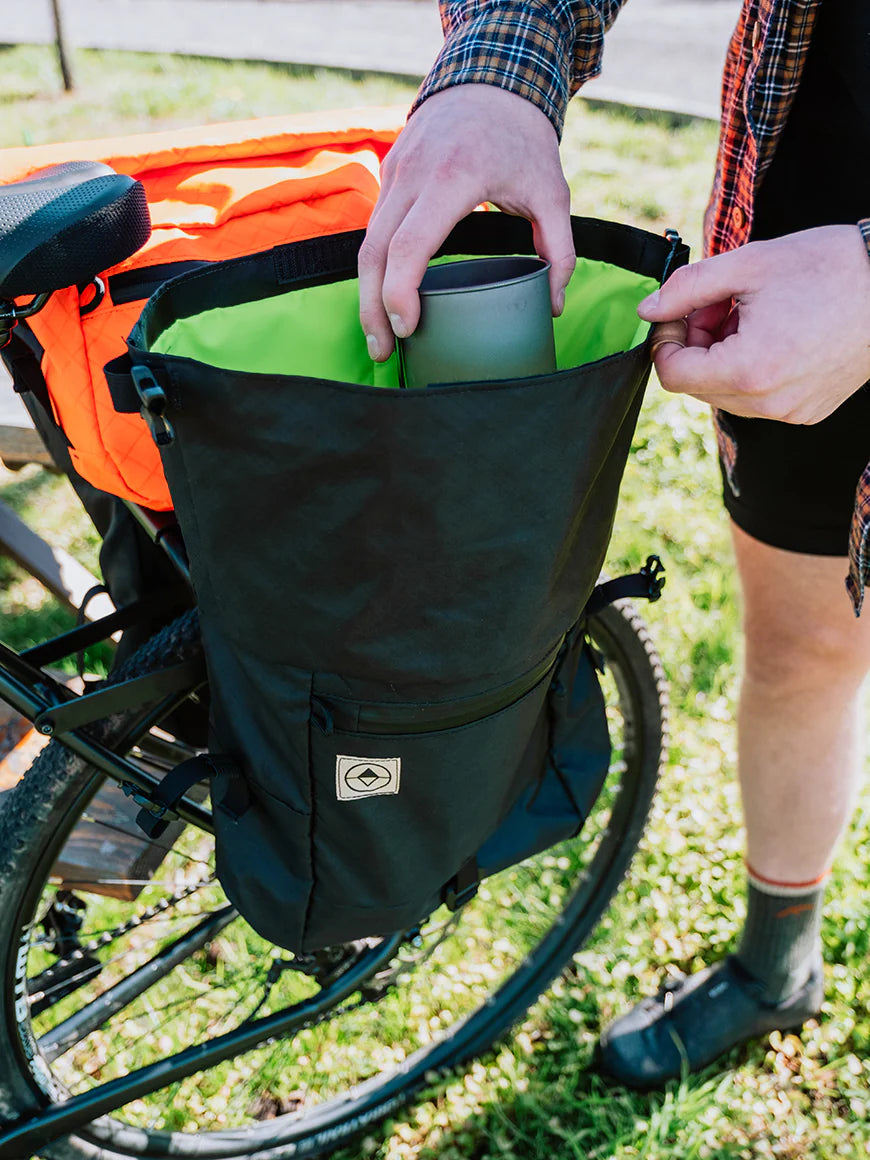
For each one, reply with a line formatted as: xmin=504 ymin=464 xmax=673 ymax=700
xmin=637 ymin=249 xmax=746 ymax=322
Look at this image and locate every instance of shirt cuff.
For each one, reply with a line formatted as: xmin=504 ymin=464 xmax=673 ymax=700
xmin=859 ymin=219 xmax=870 ymax=263
xmin=411 ymin=1 xmax=603 ymax=140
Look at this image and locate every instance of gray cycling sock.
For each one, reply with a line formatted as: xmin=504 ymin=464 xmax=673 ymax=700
xmin=735 ymin=871 xmax=826 ymax=1004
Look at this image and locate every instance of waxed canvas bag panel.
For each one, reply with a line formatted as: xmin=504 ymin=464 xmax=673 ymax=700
xmin=119 ymin=214 xmax=687 ymax=952
xmin=476 ymin=635 xmax=612 ymax=881
xmin=305 ymin=663 xmax=554 ymax=945
xmin=149 ymin=353 xmax=648 ymax=691
xmin=202 ymin=621 xmax=560 ymax=950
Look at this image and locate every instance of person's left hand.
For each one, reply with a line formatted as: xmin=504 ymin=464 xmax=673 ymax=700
xmin=638 ymin=224 xmax=870 ymax=424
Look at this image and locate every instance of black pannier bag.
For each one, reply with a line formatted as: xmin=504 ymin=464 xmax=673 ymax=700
xmin=107 ymin=212 xmax=688 ymax=954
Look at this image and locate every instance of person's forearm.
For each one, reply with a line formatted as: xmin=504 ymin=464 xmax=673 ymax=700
xmin=358 ymin=1 xmax=628 ymax=356
xmin=412 ymin=0 xmax=630 ymax=139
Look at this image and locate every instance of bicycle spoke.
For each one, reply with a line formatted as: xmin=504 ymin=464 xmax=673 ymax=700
xmin=31 ymin=907 xmax=216 ymax=949
xmin=76 ymin=812 xmax=213 ymax=870
xmin=29 ymin=880 xmax=216 ymax=1004
xmin=2 ymin=936 xmax=404 ymax=1159
xmin=40 ymin=906 xmax=237 ymax=1062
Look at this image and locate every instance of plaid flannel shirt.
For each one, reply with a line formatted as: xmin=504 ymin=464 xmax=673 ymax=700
xmin=414 ymin=0 xmax=870 ymax=612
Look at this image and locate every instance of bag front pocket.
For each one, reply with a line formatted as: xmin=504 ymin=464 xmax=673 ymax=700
xmin=304 ymin=657 xmax=557 ymax=947
xmin=213 ymin=781 xmax=313 ymax=952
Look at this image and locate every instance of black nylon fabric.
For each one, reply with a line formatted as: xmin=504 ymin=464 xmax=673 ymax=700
xmin=123 ymin=213 xmax=687 ymax=953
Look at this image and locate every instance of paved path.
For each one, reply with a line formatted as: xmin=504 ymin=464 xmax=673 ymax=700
xmin=0 ymin=390 xmax=29 ymax=429
xmin=11 ymin=0 xmax=741 ymax=119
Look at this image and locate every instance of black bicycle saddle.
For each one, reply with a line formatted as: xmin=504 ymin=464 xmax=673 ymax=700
xmin=0 ymin=160 xmax=151 ymax=299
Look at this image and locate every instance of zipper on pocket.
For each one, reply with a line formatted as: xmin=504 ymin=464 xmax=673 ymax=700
xmin=312 ymin=640 xmax=563 ymax=737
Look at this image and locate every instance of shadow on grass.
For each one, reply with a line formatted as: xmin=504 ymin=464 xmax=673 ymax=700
xmin=337 ymin=979 xmax=809 ymax=1160
xmin=582 ymin=100 xmax=704 ymax=132
xmin=366 ymin=1040 xmax=715 ymax=1160
xmin=0 ymin=90 xmax=45 ymax=103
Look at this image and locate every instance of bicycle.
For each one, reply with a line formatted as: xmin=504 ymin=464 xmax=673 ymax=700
xmin=0 ymin=159 xmax=668 ymax=1160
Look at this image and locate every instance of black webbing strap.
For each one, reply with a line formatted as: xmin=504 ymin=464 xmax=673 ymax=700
xmin=585 ymin=555 xmax=666 ymax=618
xmin=443 ymin=856 xmax=479 ymax=911
xmin=272 ymin=230 xmax=363 ymax=287
xmin=135 ymin=754 xmax=212 ymax=838
xmin=104 ymin=353 xmax=139 ymax=414
xmin=104 ymin=355 xmax=176 ymax=445
xmin=104 ymin=352 xmax=167 ymax=415
xmin=135 ymin=753 xmax=250 ymax=839
xmin=216 ymin=760 xmax=253 ymax=823
xmin=2 ymin=327 xmax=51 ymax=411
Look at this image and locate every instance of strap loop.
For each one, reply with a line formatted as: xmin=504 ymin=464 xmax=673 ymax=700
xmin=444 ymin=857 xmax=479 ymax=911
xmin=133 ymin=753 xmax=250 ymax=838
xmin=134 ymin=754 xmax=211 ymax=838
xmin=585 ymin=555 xmax=666 ymax=618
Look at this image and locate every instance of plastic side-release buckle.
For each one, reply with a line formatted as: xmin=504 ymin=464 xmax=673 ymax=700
xmin=641 ymin=554 xmax=666 ymax=602
xmin=585 ymin=554 xmax=667 ymax=618
xmin=132 ymin=363 xmax=175 ymax=446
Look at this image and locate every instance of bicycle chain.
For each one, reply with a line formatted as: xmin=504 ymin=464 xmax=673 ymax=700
xmin=32 ymin=877 xmax=213 ymax=986
xmin=247 ymin=918 xmax=461 ymax=1040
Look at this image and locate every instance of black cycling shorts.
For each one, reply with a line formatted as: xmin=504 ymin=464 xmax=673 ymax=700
xmin=718 ymin=390 xmax=870 ymax=557
xmin=717 ymin=0 xmax=870 ymax=557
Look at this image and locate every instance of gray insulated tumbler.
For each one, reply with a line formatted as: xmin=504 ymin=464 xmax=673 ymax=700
xmin=398 ymin=255 xmax=557 ymax=388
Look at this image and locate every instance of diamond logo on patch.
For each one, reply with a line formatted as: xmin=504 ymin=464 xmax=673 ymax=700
xmin=336 ymin=755 xmax=401 ymax=801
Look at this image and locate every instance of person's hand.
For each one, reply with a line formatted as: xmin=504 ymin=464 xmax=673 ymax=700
xmin=358 ymin=84 xmax=576 ymax=361
xmin=639 ymin=224 xmax=870 ymax=424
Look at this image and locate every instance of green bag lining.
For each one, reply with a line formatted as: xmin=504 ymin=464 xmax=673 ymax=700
xmin=152 ymin=256 xmax=657 ymax=386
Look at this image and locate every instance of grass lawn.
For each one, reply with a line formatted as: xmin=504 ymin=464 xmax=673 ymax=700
xmin=1 ymin=44 xmax=868 ymax=1160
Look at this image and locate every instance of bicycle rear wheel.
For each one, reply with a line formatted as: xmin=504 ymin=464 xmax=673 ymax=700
xmin=0 ymin=600 xmax=665 ymax=1160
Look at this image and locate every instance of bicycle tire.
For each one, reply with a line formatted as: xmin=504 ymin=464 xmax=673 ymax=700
xmin=0 ymin=599 xmax=666 ymax=1160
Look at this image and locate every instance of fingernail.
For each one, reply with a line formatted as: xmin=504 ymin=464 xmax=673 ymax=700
xmin=365 ymin=334 xmax=381 ymax=360
xmin=554 ymin=288 xmax=566 ymax=317
xmin=638 ymin=290 xmax=661 ymax=313
xmin=389 ymin=312 xmax=409 ymax=339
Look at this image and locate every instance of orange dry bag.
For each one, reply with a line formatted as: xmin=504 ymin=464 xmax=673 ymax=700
xmin=0 ymin=108 xmax=402 ymax=508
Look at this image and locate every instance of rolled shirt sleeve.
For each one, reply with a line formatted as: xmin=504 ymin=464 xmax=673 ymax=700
xmin=412 ymin=0 xmax=628 ymax=139
xmin=859 ymin=218 xmax=870 ymax=263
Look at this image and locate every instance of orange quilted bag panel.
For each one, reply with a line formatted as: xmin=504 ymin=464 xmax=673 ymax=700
xmin=0 ymin=108 xmax=402 ymax=508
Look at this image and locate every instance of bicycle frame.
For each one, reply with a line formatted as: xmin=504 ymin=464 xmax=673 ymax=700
xmin=0 ymin=503 xmax=212 ymax=832
xmin=0 ymin=931 xmax=404 ymax=1158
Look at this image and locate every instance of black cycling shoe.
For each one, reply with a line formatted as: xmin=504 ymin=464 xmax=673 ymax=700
xmin=596 ymin=953 xmax=824 ymax=1090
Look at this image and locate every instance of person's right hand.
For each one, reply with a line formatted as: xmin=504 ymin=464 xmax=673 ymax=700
xmin=358 ymin=83 xmax=577 ymax=361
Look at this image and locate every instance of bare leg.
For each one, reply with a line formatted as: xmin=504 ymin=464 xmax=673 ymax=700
xmin=732 ymin=522 xmax=870 ymax=883
xmin=597 ymin=522 xmax=870 ymax=1087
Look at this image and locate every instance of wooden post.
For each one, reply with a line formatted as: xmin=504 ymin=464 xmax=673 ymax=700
xmin=49 ymin=0 xmax=75 ymax=92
